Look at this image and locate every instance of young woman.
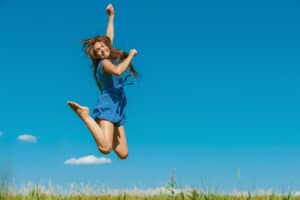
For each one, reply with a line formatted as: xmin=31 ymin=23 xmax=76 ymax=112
xmin=67 ymin=4 xmax=139 ymax=159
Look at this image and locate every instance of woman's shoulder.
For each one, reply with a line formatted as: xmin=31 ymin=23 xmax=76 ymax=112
xmin=98 ymin=59 xmax=119 ymax=66
xmin=97 ymin=59 xmax=120 ymax=77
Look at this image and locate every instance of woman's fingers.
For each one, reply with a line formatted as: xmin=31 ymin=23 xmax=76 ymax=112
xmin=129 ymin=49 xmax=138 ymax=57
xmin=106 ymin=4 xmax=114 ymax=16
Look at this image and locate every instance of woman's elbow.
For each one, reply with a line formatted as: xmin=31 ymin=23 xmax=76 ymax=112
xmin=114 ymin=69 xmax=122 ymax=76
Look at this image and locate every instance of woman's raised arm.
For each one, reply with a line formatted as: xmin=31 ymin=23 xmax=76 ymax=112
xmin=102 ymin=49 xmax=138 ymax=76
xmin=105 ymin=4 xmax=114 ymax=45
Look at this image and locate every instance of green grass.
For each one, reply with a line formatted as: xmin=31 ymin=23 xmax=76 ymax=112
xmin=1 ymin=171 xmax=299 ymax=200
xmin=1 ymin=186 xmax=300 ymax=200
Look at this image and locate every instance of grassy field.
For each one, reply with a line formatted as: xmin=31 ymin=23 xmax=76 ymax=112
xmin=1 ymin=185 xmax=300 ymax=200
xmin=1 ymin=172 xmax=299 ymax=200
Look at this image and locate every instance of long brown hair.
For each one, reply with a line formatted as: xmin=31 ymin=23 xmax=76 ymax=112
xmin=81 ymin=35 xmax=139 ymax=92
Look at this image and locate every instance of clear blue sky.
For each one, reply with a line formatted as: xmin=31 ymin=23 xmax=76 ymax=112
xmin=1 ymin=0 xmax=300 ymax=192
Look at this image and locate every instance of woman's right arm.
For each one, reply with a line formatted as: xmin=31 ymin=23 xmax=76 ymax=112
xmin=102 ymin=49 xmax=138 ymax=76
xmin=105 ymin=4 xmax=114 ymax=45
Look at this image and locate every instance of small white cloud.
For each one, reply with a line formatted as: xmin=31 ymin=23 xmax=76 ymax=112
xmin=17 ymin=134 xmax=37 ymax=143
xmin=64 ymin=155 xmax=112 ymax=165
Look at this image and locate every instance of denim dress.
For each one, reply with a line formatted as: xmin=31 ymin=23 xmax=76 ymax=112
xmin=92 ymin=60 xmax=135 ymax=127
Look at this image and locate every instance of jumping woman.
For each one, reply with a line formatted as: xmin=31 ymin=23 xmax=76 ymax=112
xmin=67 ymin=3 xmax=139 ymax=159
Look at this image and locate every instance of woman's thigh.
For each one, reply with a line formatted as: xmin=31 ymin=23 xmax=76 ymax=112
xmin=96 ymin=118 xmax=115 ymax=146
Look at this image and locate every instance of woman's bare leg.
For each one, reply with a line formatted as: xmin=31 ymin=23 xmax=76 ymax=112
xmin=96 ymin=119 xmax=115 ymax=153
xmin=67 ymin=101 xmax=114 ymax=154
xmin=113 ymin=126 xmax=128 ymax=159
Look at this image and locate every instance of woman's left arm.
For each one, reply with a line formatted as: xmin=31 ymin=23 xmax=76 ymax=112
xmin=105 ymin=4 xmax=114 ymax=45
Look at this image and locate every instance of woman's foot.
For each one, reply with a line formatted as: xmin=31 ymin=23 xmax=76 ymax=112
xmin=67 ymin=101 xmax=90 ymax=119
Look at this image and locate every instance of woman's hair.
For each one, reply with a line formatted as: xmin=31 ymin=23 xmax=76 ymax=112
xmin=81 ymin=35 xmax=139 ymax=92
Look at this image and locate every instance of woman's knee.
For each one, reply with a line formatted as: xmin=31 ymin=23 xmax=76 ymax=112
xmin=117 ymin=151 xmax=128 ymax=159
xmin=98 ymin=143 xmax=113 ymax=154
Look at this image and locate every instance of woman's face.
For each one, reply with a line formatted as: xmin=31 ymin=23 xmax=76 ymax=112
xmin=94 ymin=41 xmax=110 ymax=59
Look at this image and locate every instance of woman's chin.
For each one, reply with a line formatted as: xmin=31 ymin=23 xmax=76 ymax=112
xmin=100 ymin=55 xmax=109 ymax=59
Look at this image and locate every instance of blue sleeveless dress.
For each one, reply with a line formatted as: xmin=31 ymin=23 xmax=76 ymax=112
xmin=92 ymin=60 xmax=135 ymax=127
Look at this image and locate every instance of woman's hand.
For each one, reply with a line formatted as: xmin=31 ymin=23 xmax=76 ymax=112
xmin=106 ymin=4 xmax=114 ymax=16
xmin=129 ymin=49 xmax=138 ymax=57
